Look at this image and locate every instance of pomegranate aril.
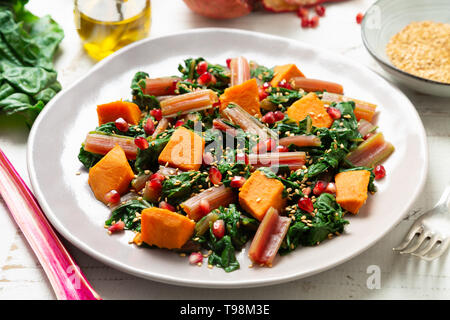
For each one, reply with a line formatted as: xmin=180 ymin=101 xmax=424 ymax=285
xmin=212 ymin=219 xmax=225 ymax=239
xmin=197 ymin=72 xmax=212 ymax=85
xmin=144 ymin=118 xmax=155 ymax=136
xmin=313 ymin=180 xmax=328 ymax=196
xmin=262 ymin=112 xmax=276 ymax=124
xmin=114 ymin=118 xmax=129 ymax=132
xmin=174 ymin=120 xmax=185 ymax=128
xmin=374 ymin=165 xmax=386 ymax=180
xmin=199 ymin=199 xmax=211 ymax=217
xmin=134 ymin=136 xmax=149 ymax=150
xmin=276 ymin=145 xmax=289 ymax=152
xmin=159 ymin=201 xmax=175 ymax=211
xmin=108 ymin=220 xmax=125 ymax=233
xmin=325 ymin=182 xmax=336 ymax=194
xmin=301 ymin=17 xmax=309 ymax=28
xmin=298 ymin=197 xmax=314 ymax=213
xmin=202 ymin=152 xmax=214 ymax=166
xmin=356 ymin=12 xmax=364 ymax=24
xmin=309 ymin=16 xmax=319 ymax=28
xmin=196 ymin=61 xmax=208 ymax=74
xmin=302 ymin=187 xmax=311 ymax=197
xmin=315 ymin=5 xmax=325 ymax=17
xmin=150 ymin=108 xmax=162 ymax=121
xmin=259 ymin=87 xmax=268 ymax=101
xmin=235 ymin=152 xmax=249 ymax=165
xmin=230 ymin=176 xmax=246 ymax=188
xmin=363 ymin=132 xmax=374 ymax=140
xmin=226 ymin=58 xmax=232 ymax=69
xmin=273 ymin=111 xmax=285 ymax=121
xmin=105 ymin=190 xmax=120 ymax=204
xmin=170 ymin=79 xmax=179 ymax=94
xmin=253 ymin=138 xmax=277 ymax=153
xmin=278 ymin=79 xmax=292 ymax=89
xmin=149 ymin=178 xmax=163 ymax=192
xmin=209 ymin=166 xmax=222 ymax=185
xmin=297 ymin=7 xmax=309 ymax=18
xmin=150 ymin=173 xmax=165 ymax=182
xmin=327 ymin=107 xmax=341 ymax=120
xmin=189 ymin=252 xmax=203 ymax=264
xmin=262 ymin=82 xmax=271 ymax=90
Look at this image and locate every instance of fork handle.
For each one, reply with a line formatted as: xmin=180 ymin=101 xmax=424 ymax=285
xmin=0 ymin=149 xmax=101 ymax=300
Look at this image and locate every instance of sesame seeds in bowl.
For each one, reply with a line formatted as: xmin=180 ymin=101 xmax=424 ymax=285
xmin=361 ymin=0 xmax=450 ymax=97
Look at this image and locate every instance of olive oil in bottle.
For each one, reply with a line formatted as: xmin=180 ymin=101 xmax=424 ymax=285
xmin=74 ymin=0 xmax=151 ymax=60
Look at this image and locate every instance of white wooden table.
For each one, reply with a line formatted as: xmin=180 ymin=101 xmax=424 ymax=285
xmin=0 ymin=0 xmax=449 ymax=300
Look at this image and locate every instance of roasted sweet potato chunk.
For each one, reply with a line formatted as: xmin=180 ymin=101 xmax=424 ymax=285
xmin=287 ymin=92 xmax=333 ymax=128
xmin=97 ymin=100 xmax=141 ymax=125
xmin=335 ymin=170 xmax=371 ymax=214
xmin=220 ymin=78 xmax=261 ymax=117
xmin=270 ymin=63 xmax=305 ymax=87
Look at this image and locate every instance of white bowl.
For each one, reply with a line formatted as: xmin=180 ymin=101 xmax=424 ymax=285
xmin=361 ymin=0 xmax=450 ymax=97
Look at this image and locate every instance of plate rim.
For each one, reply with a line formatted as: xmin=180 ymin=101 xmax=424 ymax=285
xmin=27 ymin=28 xmax=429 ymax=288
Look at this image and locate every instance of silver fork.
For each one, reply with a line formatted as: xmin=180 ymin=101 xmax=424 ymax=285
xmin=393 ymin=186 xmax=450 ymax=261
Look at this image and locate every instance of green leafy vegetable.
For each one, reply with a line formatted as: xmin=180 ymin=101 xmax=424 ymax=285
xmin=250 ymin=62 xmax=274 ymax=83
xmin=94 ymin=121 xmax=144 ymax=138
xmin=135 ymin=130 xmax=173 ymax=172
xmin=78 ymin=146 xmax=103 ymax=169
xmin=0 ymin=0 xmax=63 ymax=125
xmin=161 ymin=170 xmax=208 ymax=204
xmin=266 ymin=87 xmax=305 ymax=110
xmin=105 ymin=199 xmax=151 ymax=232
xmin=130 ymin=71 xmax=160 ymax=111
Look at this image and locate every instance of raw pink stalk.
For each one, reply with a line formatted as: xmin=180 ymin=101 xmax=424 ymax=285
xmin=84 ymin=133 xmax=137 ymax=159
xmin=159 ymin=89 xmax=218 ymax=117
xmin=346 ymin=132 xmax=395 ymax=167
xmin=230 ymin=56 xmax=250 ymax=86
xmin=144 ymin=77 xmax=180 ymax=96
xmin=249 ymin=152 xmax=306 ymax=170
xmin=0 ymin=149 xmax=101 ymax=300
xmin=181 ymin=185 xmax=236 ymax=221
xmin=321 ymin=92 xmax=377 ymax=122
xmin=279 ymin=135 xmax=321 ymax=147
xmin=213 ymin=119 xmax=238 ymax=137
xmin=357 ymin=119 xmax=377 ymax=137
xmin=151 ymin=117 xmax=170 ymax=139
xmin=248 ymin=207 xmax=291 ymax=266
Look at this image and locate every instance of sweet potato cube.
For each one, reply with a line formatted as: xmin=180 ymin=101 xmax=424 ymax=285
xmin=335 ymin=170 xmax=371 ymax=214
xmin=270 ymin=64 xmax=305 ymax=87
xmin=219 ymin=78 xmax=261 ymax=117
xmin=239 ymin=170 xmax=286 ymax=221
xmin=97 ymin=100 xmax=141 ymax=125
xmin=158 ymin=127 xmax=205 ymax=171
xmin=88 ymin=145 xmax=134 ymax=204
xmin=140 ymin=207 xmax=195 ymax=249
xmin=287 ymin=92 xmax=333 ymax=128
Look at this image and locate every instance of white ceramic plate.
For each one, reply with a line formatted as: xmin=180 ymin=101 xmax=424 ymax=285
xmin=28 ymin=28 xmax=428 ymax=288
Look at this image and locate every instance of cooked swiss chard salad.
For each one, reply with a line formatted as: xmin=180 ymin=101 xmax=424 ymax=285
xmin=78 ymin=57 xmax=394 ymax=272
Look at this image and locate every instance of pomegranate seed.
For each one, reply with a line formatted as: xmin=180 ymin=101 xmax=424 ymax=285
xmin=325 ymin=182 xmax=336 ymax=194
xmin=230 ymin=176 xmax=246 ymax=188
xmin=226 ymin=58 xmax=232 ymax=68
xmin=148 ymin=178 xmax=163 ymax=192
xmin=309 ymin=15 xmax=319 ymax=28
xmin=315 ymin=5 xmax=325 ymax=17
xmin=374 ymin=165 xmax=386 ymax=180
xmin=276 ymin=145 xmax=289 ymax=152
xmin=356 ymin=12 xmax=364 ymax=24
xmin=202 ymin=152 xmax=214 ymax=166
xmin=114 ymin=118 xmax=129 ymax=132
xmin=159 ymin=201 xmax=175 ymax=211
xmin=189 ymin=252 xmax=203 ymax=264
xmin=253 ymin=138 xmax=277 ymax=154
xmin=210 ymin=74 xmax=217 ymax=85
xmin=144 ymin=118 xmax=155 ymax=136
xmin=199 ymin=199 xmax=211 ymax=217
xmin=363 ymin=132 xmax=374 ymax=140
xmin=262 ymin=112 xmax=276 ymax=124
xmin=104 ymin=190 xmax=120 ymax=204
xmin=212 ymin=219 xmax=225 ymax=239
xmin=258 ymin=87 xmax=268 ymax=101
xmin=150 ymin=108 xmax=162 ymax=121
xmin=209 ymin=166 xmax=222 ymax=185
xmin=197 ymin=72 xmax=212 ymax=85
xmin=301 ymin=17 xmax=309 ymax=28
xmin=313 ymin=180 xmax=328 ymax=196
xmin=174 ymin=120 xmax=185 ymax=128
xmin=262 ymin=82 xmax=271 ymax=90
xmin=196 ymin=61 xmax=208 ymax=74
xmin=108 ymin=220 xmax=125 ymax=233
xmin=327 ymin=107 xmax=341 ymax=120
xmin=298 ymin=197 xmax=314 ymax=213
xmin=134 ymin=136 xmax=149 ymax=150
xmin=302 ymin=187 xmax=312 ymax=196
xmin=278 ymin=79 xmax=292 ymax=89
xmin=150 ymin=172 xmax=165 ymax=182
xmin=297 ymin=7 xmax=309 ymax=18
xmin=274 ymin=111 xmax=285 ymax=121
xmin=235 ymin=152 xmax=249 ymax=165
xmin=170 ymin=79 xmax=179 ymax=94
